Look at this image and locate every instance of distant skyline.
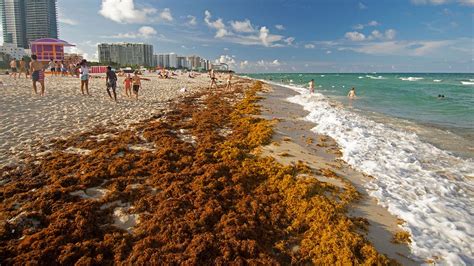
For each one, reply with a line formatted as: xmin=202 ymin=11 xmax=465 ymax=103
xmin=1 ymin=0 xmax=473 ymax=72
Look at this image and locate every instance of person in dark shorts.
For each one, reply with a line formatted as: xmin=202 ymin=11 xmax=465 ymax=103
xmin=131 ymin=70 xmax=149 ymax=100
xmin=105 ymin=66 xmax=118 ymax=102
xmin=48 ymin=59 xmax=55 ymax=74
xmin=9 ymin=59 xmax=18 ymax=78
xmin=30 ymin=55 xmax=46 ymax=96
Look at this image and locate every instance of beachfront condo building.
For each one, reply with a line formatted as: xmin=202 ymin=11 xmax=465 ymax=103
xmin=0 ymin=0 xmax=58 ymax=48
xmin=98 ymin=43 xmax=154 ymax=67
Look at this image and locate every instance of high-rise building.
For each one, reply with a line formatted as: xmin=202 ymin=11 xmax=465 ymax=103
xmin=0 ymin=0 xmax=58 ymax=48
xmin=98 ymin=43 xmax=153 ymax=66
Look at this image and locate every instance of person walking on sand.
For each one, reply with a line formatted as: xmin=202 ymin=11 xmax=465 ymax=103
xmin=18 ymin=58 xmax=28 ymax=78
xmin=105 ymin=66 xmax=118 ymax=102
xmin=77 ymin=59 xmax=90 ymax=95
xmin=347 ymin=87 xmax=357 ymax=99
xmin=9 ymin=59 xmax=18 ymax=78
xmin=123 ymin=73 xmax=132 ymax=97
xmin=209 ymin=69 xmax=217 ymax=89
xmin=30 ymin=55 xmax=46 ymax=96
xmin=226 ymin=71 xmax=233 ymax=90
xmin=309 ymin=79 xmax=315 ymax=94
xmin=131 ymin=71 xmax=149 ymax=100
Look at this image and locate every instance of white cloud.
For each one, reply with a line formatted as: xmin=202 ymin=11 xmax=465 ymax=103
xmin=203 ymin=11 xmax=286 ymax=47
xmin=358 ymin=2 xmax=368 ymax=9
xmin=99 ymin=0 xmax=157 ymax=24
xmin=160 ymin=8 xmax=173 ymax=22
xmin=272 ymin=59 xmax=281 ymax=66
xmin=275 ymin=24 xmax=286 ymax=30
xmin=215 ymin=55 xmax=236 ymax=67
xmin=187 ymin=15 xmax=197 ymax=26
xmin=58 ymin=17 xmax=78 ymax=26
xmin=259 ymin=26 xmax=284 ymax=47
xmin=304 ymin=44 xmax=316 ymax=49
xmin=240 ymin=60 xmax=249 ymax=68
xmin=230 ymin=19 xmax=255 ymax=33
xmin=343 ymin=40 xmax=452 ymax=56
xmin=204 ymin=10 xmax=229 ymax=38
xmin=284 ymin=37 xmax=295 ymax=46
xmin=353 ymin=20 xmax=379 ymax=30
xmin=138 ymin=26 xmax=157 ymax=37
xmin=106 ymin=26 xmax=157 ymax=39
xmin=411 ymin=0 xmax=474 ymax=5
xmin=385 ymin=29 xmax=397 ymax=40
xmin=345 ymin=31 xmax=366 ymax=41
xmin=326 ymin=50 xmax=332 ymax=54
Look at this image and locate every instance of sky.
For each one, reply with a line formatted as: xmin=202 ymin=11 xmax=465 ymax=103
xmin=4 ymin=0 xmax=474 ymax=72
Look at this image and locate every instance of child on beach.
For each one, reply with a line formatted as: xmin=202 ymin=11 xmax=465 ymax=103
xmin=105 ymin=66 xmax=118 ymax=102
xmin=77 ymin=59 xmax=90 ymax=95
xmin=347 ymin=87 xmax=357 ymax=99
xmin=131 ymin=71 xmax=149 ymax=100
xmin=309 ymin=79 xmax=315 ymax=93
xmin=123 ymin=74 xmax=132 ymax=97
xmin=30 ymin=55 xmax=46 ymax=96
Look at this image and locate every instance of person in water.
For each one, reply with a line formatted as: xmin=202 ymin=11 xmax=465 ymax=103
xmin=105 ymin=66 xmax=118 ymax=102
xmin=309 ymin=79 xmax=315 ymax=93
xmin=347 ymin=87 xmax=357 ymax=99
xmin=30 ymin=55 xmax=46 ymax=96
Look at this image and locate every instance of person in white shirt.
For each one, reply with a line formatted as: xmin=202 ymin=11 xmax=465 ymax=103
xmin=77 ymin=59 xmax=90 ymax=95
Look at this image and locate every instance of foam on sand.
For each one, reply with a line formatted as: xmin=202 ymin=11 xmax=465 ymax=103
xmin=278 ymin=84 xmax=474 ymax=265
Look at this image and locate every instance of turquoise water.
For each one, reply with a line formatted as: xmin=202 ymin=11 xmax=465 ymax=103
xmin=246 ymin=73 xmax=474 ymax=157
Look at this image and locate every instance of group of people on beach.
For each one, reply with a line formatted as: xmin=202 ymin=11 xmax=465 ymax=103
xmin=308 ymin=78 xmax=357 ymax=99
xmin=209 ymin=69 xmax=233 ymax=90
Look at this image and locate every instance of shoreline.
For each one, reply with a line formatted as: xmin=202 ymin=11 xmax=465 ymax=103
xmin=258 ymin=83 xmax=418 ymax=265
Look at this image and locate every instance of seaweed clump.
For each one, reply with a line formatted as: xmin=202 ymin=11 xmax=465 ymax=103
xmin=0 ymin=81 xmax=391 ymax=264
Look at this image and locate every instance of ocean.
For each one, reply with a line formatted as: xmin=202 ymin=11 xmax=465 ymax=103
xmin=245 ymin=73 xmax=474 ymax=265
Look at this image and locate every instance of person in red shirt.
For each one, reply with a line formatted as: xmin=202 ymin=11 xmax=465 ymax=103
xmin=123 ymin=74 xmax=132 ymax=98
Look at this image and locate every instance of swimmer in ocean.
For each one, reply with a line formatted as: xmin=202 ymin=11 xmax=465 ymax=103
xmin=347 ymin=87 xmax=357 ymax=99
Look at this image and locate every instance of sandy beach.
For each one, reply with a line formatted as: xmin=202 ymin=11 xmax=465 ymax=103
xmin=0 ymin=73 xmax=214 ymax=167
xmin=0 ymin=78 xmax=411 ymax=264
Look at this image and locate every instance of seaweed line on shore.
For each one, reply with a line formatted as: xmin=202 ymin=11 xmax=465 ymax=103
xmin=1 ymin=81 xmax=395 ymax=264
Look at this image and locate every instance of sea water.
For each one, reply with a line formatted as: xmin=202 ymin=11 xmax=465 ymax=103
xmin=246 ymin=73 xmax=474 ymax=265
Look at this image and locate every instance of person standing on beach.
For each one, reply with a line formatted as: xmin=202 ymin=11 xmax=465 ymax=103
xmin=48 ymin=59 xmax=55 ymax=75
xmin=105 ymin=66 xmax=118 ymax=102
xmin=123 ymin=74 xmax=132 ymax=97
xmin=131 ymin=71 xmax=148 ymax=100
xmin=30 ymin=55 xmax=46 ymax=96
xmin=226 ymin=71 xmax=233 ymax=91
xmin=78 ymin=60 xmax=90 ymax=95
xmin=18 ymin=58 xmax=28 ymax=78
xmin=9 ymin=59 xmax=17 ymax=78
xmin=347 ymin=87 xmax=357 ymax=99
xmin=209 ymin=69 xmax=217 ymax=89
xmin=309 ymin=79 xmax=315 ymax=93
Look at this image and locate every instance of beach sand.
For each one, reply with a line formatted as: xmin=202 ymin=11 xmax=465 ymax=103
xmin=0 ymin=77 xmax=417 ymax=264
xmin=0 ymin=73 xmax=214 ymax=167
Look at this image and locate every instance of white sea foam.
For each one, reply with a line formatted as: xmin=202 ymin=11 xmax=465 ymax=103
xmin=366 ymin=75 xmax=386 ymax=80
xmin=275 ymin=82 xmax=474 ymax=265
xmin=461 ymin=81 xmax=474 ymax=85
xmin=400 ymin=77 xmax=424 ymax=81
xmin=433 ymin=79 xmax=442 ymax=82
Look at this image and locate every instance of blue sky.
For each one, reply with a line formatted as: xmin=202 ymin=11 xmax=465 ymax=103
xmin=13 ymin=0 xmax=474 ymax=72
